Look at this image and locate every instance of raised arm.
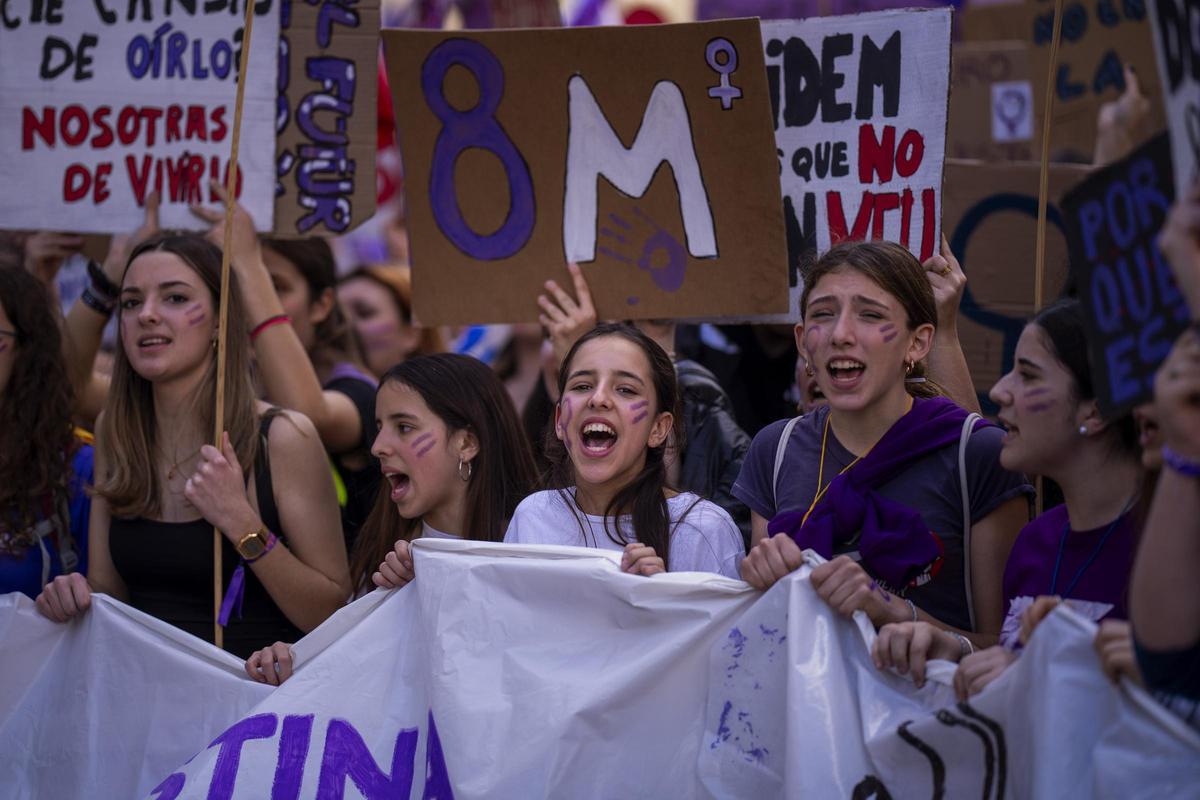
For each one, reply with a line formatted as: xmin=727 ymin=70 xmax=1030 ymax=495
xmin=923 ymin=235 xmax=980 ymax=413
xmin=192 ymin=188 xmax=364 ymax=454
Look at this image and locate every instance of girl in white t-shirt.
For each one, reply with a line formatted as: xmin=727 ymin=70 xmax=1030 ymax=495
xmin=245 ymin=353 xmax=538 ymax=683
xmin=505 ymin=323 xmax=744 ymax=578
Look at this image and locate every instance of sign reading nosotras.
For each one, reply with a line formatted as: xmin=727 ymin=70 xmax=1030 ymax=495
xmin=1148 ymin=0 xmax=1200 ymax=195
xmin=1062 ymin=133 xmax=1189 ymax=417
xmin=273 ymin=0 xmax=379 ymax=236
xmin=383 ymin=20 xmax=788 ymax=326
xmin=765 ymin=8 xmax=951 ymax=321
xmin=0 ymin=3 xmax=279 ymax=235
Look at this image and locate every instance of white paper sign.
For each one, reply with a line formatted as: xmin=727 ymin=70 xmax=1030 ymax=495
xmin=2 ymin=543 xmax=1196 ymax=799
xmin=0 ymin=4 xmax=279 ymax=234
xmin=992 ymin=80 xmax=1034 ymax=142
xmin=763 ymin=8 xmax=951 ymax=321
xmin=1148 ymin=0 xmax=1200 ymax=194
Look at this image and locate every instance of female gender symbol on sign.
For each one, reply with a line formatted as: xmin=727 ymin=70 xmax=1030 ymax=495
xmin=706 ymin=38 xmax=741 ymax=110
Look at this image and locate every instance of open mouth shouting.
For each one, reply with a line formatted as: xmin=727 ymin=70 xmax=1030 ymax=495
xmin=826 ymin=358 xmax=865 ymax=390
xmin=579 ymin=418 xmax=618 ymax=458
xmin=384 ymin=469 xmax=412 ymax=502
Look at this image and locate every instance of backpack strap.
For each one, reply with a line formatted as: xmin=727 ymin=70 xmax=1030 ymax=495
xmin=772 ymin=416 xmax=804 ymax=512
xmin=959 ymin=412 xmax=982 ymax=632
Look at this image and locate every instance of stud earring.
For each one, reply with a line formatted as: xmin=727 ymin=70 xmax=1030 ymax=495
xmin=1078 ymin=425 xmax=1088 ymax=436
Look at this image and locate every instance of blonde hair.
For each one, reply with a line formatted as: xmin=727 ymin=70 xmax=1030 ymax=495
xmin=97 ymin=233 xmax=261 ymax=518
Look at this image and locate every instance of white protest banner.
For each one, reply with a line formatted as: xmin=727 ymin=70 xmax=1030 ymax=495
xmin=2 ymin=543 xmax=1196 ymax=798
xmin=1149 ymin=0 xmax=1200 ymax=194
xmin=764 ymin=9 xmax=951 ymax=320
xmin=0 ymin=3 xmax=279 ymax=235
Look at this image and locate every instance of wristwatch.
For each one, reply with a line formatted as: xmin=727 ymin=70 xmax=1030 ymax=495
xmin=236 ymin=527 xmax=272 ymax=560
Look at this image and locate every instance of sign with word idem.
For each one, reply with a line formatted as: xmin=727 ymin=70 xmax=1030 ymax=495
xmin=1148 ymin=0 xmax=1200 ymax=194
xmin=1062 ymin=133 xmax=1188 ymax=417
xmin=273 ymin=0 xmax=379 ymax=236
xmin=0 ymin=2 xmax=279 ymax=234
xmin=383 ymin=20 xmax=788 ymax=325
xmin=765 ymin=9 xmax=951 ymax=320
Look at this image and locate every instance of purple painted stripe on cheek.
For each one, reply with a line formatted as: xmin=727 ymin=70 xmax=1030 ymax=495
xmin=1027 ymin=402 xmax=1054 ymax=413
xmin=1025 ymin=387 xmax=1052 ymax=397
xmin=882 ymin=331 xmax=899 ymax=343
xmin=412 ymin=432 xmax=433 ymax=447
xmin=630 ymin=400 xmax=649 ymax=411
xmin=632 ymin=411 xmax=648 ymax=424
xmin=416 ymin=440 xmax=437 ymax=458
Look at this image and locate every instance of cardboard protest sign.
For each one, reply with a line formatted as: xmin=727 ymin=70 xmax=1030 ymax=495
xmin=765 ymin=8 xmax=951 ymax=321
xmin=0 ymin=3 xmax=278 ymax=235
xmin=961 ymin=0 xmax=1164 ymax=161
xmin=383 ymin=21 xmax=788 ymax=325
xmin=942 ymin=158 xmax=1093 ymax=412
xmin=273 ymin=0 xmax=379 ymax=236
xmin=1148 ymin=0 xmax=1200 ymax=195
xmin=948 ymin=41 xmax=1042 ymax=163
xmin=1062 ymin=133 xmax=1188 ymax=417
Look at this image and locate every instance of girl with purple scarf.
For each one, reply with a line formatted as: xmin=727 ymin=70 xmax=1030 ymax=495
xmin=872 ymin=299 xmax=1143 ymax=697
xmin=736 ymin=241 xmax=1031 ymax=645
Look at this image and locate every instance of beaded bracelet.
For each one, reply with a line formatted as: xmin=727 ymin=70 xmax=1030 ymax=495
xmin=250 ymin=314 xmax=290 ymax=342
xmin=1163 ymin=446 xmax=1200 ymax=478
xmin=950 ymin=631 xmax=975 ymax=659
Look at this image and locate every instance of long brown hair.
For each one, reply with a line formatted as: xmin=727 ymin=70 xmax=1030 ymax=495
xmin=543 ymin=323 xmax=691 ymax=571
xmin=801 ymin=240 xmax=942 ymax=399
xmin=96 ymin=233 xmax=260 ymax=518
xmin=348 ymin=353 xmax=536 ymax=591
xmin=261 ymin=237 xmax=368 ymax=379
xmin=0 ymin=267 xmax=76 ymax=528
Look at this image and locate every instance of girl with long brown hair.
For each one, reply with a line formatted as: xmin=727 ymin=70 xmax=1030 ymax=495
xmin=504 ymin=323 xmax=744 ymax=578
xmin=37 ymin=233 xmax=351 ymax=657
xmin=1 ymin=267 xmax=92 ymax=598
xmin=737 ymin=240 xmax=1032 ymax=646
xmin=245 ymin=353 xmax=536 ymax=684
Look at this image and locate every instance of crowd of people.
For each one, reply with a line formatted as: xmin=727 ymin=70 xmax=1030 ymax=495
xmin=0 ymin=68 xmax=1196 ymax=765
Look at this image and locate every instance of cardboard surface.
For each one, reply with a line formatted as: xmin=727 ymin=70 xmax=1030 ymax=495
xmin=273 ymin=0 xmax=379 ymax=237
xmin=948 ymin=41 xmax=1042 ymax=163
xmin=0 ymin=3 xmax=278 ymax=234
xmin=960 ymin=0 xmax=1165 ymax=161
xmin=765 ymin=8 xmax=952 ymax=321
xmin=1061 ymin=133 xmax=1187 ymax=417
xmin=384 ymin=21 xmax=788 ymax=325
xmin=1148 ymin=0 xmax=1200 ymax=195
xmin=941 ymin=158 xmax=1093 ymax=412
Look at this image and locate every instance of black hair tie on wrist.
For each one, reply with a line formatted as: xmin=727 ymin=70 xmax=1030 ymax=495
xmin=80 ymin=286 xmax=115 ymax=317
xmin=87 ymin=259 xmax=120 ymax=301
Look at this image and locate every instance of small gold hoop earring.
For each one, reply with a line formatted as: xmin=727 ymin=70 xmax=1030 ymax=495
xmin=458 ymin=458 xmax=472 ymax=482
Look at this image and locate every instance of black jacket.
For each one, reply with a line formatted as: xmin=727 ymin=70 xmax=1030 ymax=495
xmin=677 ymin=359 xmax=753 ymax=551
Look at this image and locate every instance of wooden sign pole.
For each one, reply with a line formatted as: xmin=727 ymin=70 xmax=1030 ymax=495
xmin=213 ymin=0 xmax=258 ymax=650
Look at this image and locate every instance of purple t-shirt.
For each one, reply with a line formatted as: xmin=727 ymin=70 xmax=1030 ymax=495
xmin=1000 ymin=503 xmax=1139 ymax=648
xmin=733 ymin=404 xmax=1033 ymax=631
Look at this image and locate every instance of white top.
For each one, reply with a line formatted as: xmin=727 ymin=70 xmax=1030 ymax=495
xmin=420 ymin=522 xmax=460 ymax=540
xmin=504 ymin=490 xmax=744 ymax=578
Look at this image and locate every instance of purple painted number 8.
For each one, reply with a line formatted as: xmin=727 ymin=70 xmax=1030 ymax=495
xmin=421 ymin=39 xmax=535 ymax=260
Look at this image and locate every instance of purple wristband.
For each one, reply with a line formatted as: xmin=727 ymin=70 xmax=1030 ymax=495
xmin=1163 ymin=445 xmax=1200 ymax=478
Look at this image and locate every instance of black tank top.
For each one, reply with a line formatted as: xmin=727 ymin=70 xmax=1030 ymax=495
xmin=109 ymin=414 xmax=303 ymax=658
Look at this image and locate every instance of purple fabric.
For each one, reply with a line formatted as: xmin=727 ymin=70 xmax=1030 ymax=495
xmin=768 ymin=397 xmax=985 ymax=591
xmin=325 ymin=362 xmax=378 ymax=390
xmin=218 ymin=562 xmax=246 ymax=627
xmin=1003 ymin=503 xmax=1140 ymax=620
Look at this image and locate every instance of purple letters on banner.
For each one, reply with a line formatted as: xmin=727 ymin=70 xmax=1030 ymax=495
xmin=206 ymin=713 xmax=279 ymax=800
xmin=271 ymin=714 xmax=315 ymax=800
xmin=316 ymin=718 xmax=419 ymax=798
